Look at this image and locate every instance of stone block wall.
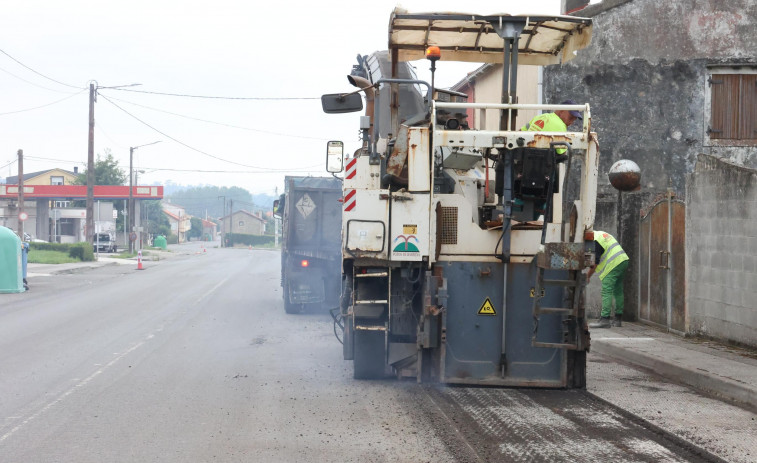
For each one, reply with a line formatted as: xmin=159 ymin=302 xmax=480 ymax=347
xmin=686 ymin=154 xmax=757 ymax=347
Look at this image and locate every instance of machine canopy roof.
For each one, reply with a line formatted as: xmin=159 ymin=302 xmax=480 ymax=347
xmin=388 ymin=8 xmax=592 ymax=66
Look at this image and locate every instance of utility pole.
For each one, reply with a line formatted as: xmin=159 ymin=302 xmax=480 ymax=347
xmin=229 ymin=199 xmax=234 ymax=236
xmin=218 ymin=195 xmax=226 ymax=247
xmin=86 ymin=82 xmax=95 ymax=244
xmin=17 ymin=149 xmax=24 ymax=240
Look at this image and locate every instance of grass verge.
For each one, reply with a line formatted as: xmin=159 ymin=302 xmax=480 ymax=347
xmin=28 ymin=249 xmax=80 ymax=264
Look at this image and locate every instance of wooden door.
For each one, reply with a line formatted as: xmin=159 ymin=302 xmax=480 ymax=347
xmin=639 ymin=194 xmax=686 ymax=332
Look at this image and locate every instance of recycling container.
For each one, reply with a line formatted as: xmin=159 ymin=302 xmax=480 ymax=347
xmin=154 ymin=235 xmax=167 ymax=250
xmin=0 ymin=226 xmax=24 ymax=293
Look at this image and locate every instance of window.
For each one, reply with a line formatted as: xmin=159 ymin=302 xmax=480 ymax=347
xmin=50 ymin=176 xmax=64 ymax=185
xmin=708 ymin=68 xmax=757 ymax=141
xmin=238 ymin=220 xmax=244 ymax=227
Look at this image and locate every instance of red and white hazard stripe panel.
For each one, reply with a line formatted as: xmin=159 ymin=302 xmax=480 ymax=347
xmin=344 ymin=189 xmax=356 ymax=212
xmin=345 ymin=158 xmax=357 ymax=180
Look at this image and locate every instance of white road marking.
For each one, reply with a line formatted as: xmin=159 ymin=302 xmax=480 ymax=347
xmin=196 ymin=277 xmax=229 ymax=303
xmin=1 ymin=336 xmax=148 ymax=443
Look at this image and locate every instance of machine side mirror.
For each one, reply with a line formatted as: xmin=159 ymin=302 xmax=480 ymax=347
xmin=326 ymin=141 xmax=344 ymax=173
xmin=321 ymin=93 xmax=363 ymax=114
xmin=273 ymin=199 xmax=280 ymax=217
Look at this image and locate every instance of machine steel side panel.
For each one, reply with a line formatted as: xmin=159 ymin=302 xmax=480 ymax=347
xmin=442 ymin=261 xmax=566 ymax=386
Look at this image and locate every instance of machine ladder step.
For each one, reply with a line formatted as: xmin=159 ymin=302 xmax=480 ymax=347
xmin=535 ymin=307 xmax=574 ymax=315
xmin=353 ymin=267 xmax=391 ymax=312
xmin=531 ymin=265 xmax=585 ymax=350
xmin=533 ymin=341 xmax=578 ymax=350
xmin=543 ymin=279 xmax=578 ymax=287
xmin=356 ymin=271 xmax=389 ymax=278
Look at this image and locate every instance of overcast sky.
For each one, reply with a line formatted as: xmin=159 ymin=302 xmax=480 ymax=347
xmin=1 ymin=0 xmax=577 ymax=197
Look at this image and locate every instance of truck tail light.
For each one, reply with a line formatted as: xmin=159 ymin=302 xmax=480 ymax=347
xmin=300 ymin=259 xmax=309 ymax=268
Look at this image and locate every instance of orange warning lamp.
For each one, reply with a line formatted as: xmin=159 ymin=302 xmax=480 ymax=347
xmin=300 ymin=259 xmax=310 ymax=268
xmin=426 ymin=46 xmax=441 ymax=62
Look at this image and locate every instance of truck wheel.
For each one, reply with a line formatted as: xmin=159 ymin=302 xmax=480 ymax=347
xmin=283 ymin=281 xmax=302 ymax=314
xmin=353 ymin=330 xmax=385 ymax=379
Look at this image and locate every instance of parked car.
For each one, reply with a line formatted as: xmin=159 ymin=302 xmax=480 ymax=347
xmin=93 ymin=233 xmax=118 ymax=253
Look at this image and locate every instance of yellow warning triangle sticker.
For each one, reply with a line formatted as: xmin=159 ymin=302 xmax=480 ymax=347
xmin=478 ymin=298 xmax=496 ymax=316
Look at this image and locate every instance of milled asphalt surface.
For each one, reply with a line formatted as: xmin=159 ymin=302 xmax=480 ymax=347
xmin=26 ymin=245 xmax=757 ymax=413
xmin=29 ymin=250 xmax=757 ymax=415
xmin=18 ymin=242 xmax=757 ymax=462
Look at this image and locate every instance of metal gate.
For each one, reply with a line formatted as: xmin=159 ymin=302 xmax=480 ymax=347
xmin=639 ymin=191 xmax=686 ymax=333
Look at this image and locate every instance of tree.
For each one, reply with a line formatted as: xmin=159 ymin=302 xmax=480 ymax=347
xmin=73 ymin=149 xmax=129 ymax=229
xmin=73 ymin=149 xmax=127 ymax=186
xmin=188 ymin=217 xmax=203 ymax=240
xmin=143 ymin=200 xmax=171 ymax=237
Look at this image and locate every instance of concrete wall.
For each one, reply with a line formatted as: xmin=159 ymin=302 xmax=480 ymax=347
xmin=548 ymin=0 xmax=757 ymax=196
xmin=686 ymin=154 xmax=757 ymax=347
xmin=225 ymin=211 xmax=264 ymax=236
xmin=544 ymin=0 xmax=757 ymax=323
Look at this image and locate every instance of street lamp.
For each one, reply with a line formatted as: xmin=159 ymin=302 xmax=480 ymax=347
xmin=130 ymin=141 xmax=160 ymax=253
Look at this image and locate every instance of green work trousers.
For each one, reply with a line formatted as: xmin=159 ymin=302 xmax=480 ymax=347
xmin=600 ymin=259 xmax=629 ymax=318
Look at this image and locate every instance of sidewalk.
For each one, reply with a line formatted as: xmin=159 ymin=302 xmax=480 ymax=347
xmin=26 ymin=251 xmax=171 ymax=277
xmin=590 ymin=321 xmax=757 ymax=411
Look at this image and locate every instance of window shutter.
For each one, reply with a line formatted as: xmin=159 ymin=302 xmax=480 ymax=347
xmin=739 ymin=74 xmax=757 ymax=140
xmin=710 ymin=75 xmax=740 ymax=139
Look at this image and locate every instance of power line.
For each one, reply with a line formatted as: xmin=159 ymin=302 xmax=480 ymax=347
xmin=0 ymin=64 xmax=80 ymax=94
xmin=24 ymin=155 xmax=85 ymax=165
xmin=141 ymin=166 xmax=325 ymax=174
xmin=102 ymin=93 xmax=330 ymax=141
xmin=0 ymin=89 xmax=86 ymax=116
xmin=103 ymin=87 xmax=318 ymax=100
xmin=99 ymin=93 xmax=321 ymax=171
xmin=0 ymin=48 xmax=85 ymax=90
xmin=21 ymin=154 xmax=323 ymax=174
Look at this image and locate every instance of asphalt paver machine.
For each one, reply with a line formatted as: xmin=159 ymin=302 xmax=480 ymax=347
xmin=322 ymin=8 xmax=599 ymax=387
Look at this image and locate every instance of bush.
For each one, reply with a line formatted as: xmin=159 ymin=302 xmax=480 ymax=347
xmin=29 ymin=241 xmax=95 ymax=261
xmin=69 ymin=242 xmax=95 ymax=261
xmin=225 ymin=233 xmax=275 ymax=247
xmin=30 ymin=242 xmax=71 ymax=252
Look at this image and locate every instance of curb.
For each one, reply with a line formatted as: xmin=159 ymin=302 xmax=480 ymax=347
xmin=592 ymin=339 xmax=757 ymax=413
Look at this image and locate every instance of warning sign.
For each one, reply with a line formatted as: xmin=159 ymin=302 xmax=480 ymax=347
xmin=478 ymin=298 xmax=496 ymax=316
xmin=296 ymin=193 xmax=316 ymax=219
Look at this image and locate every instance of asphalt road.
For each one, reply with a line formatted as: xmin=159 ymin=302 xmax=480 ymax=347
xmin=0 ymin=243 xmax=747 ymax=462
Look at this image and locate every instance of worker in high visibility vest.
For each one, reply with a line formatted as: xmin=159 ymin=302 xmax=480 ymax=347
xmin=521 ymin=99 xmax=583 ymax=133
xmin=515 ymin=99 xmax=583 ymax=218
xmin=588 ymin=231 xmax=629 ymax=328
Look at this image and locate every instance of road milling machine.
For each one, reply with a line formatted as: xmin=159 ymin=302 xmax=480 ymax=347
xmin=322 ymin=8 xmax=599 ymax=387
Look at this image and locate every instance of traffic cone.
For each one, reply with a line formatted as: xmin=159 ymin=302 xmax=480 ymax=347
xmin=137 ymin=250 xmax=144 ymax=270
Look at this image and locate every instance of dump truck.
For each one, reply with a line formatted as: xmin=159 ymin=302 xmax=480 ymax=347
xmin=321 ymin=8 xmax=599 ymax=387
xmin=275 ymin=176 xmax=342 ymax=314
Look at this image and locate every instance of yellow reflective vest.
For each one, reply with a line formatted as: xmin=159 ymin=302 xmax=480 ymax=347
xmin=521 ymin=112 xmax=567 ymax=132
xmin=521 ymin=113 xmax=568 ymax=154
xmin=594 ymin=231 xmax=629 ymax=281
